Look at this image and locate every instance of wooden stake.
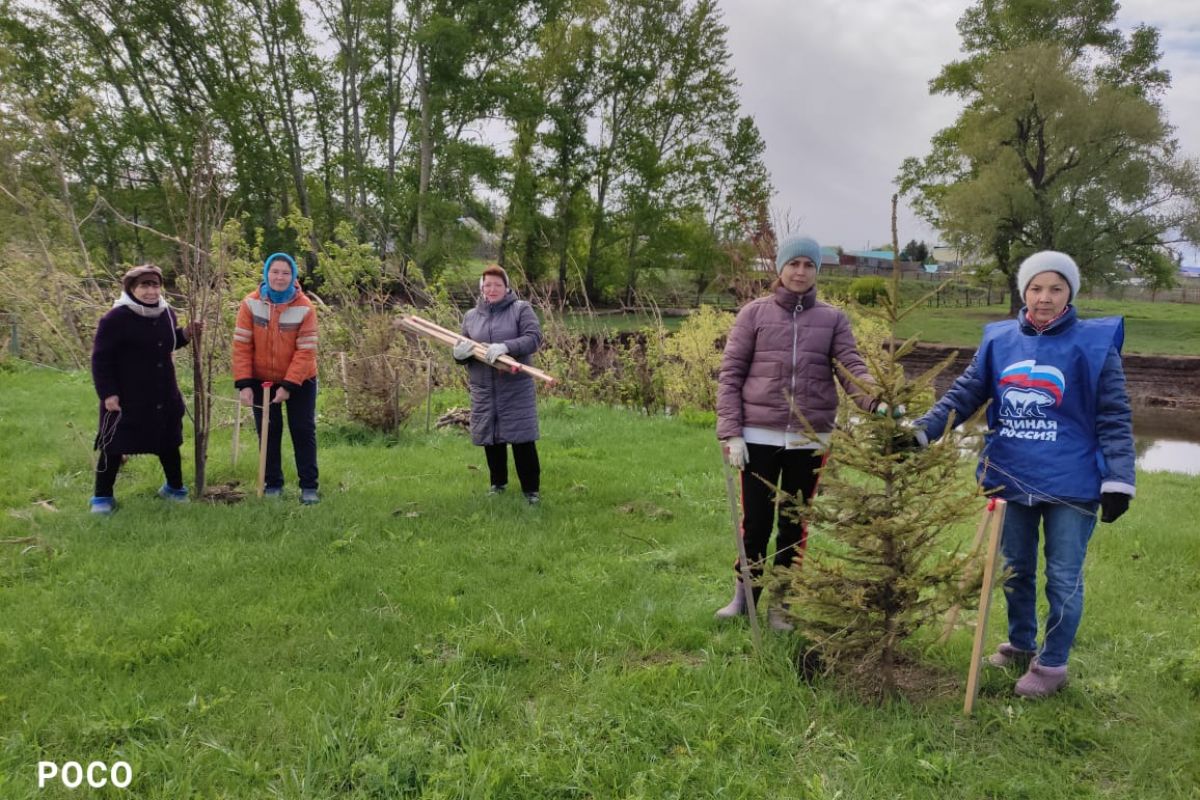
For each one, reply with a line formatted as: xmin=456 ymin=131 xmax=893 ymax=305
xmin=964 ymin=497 xmax=1007 ymax=716
xmin=256 ymin=381 xmax=272 ymax=498
xmin=938 ymin=502 xmax=995 ymax=644
xmin=232 ymin=396 xmax=242 ymax=469
xmin=396 ymin=314 xmax=556 ymax=385
xmin=722 ymin=458 xmax=762 ymax=649
xmin=425 ymin=357 xmax=433 ymax=433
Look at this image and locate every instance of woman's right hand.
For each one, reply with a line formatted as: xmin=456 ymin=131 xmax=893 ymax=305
xmin=723 ymin=436 xmax=748 ymax=470
xmin=239 ymin=387 xmax=255 ymax=407
xmin=103 ymin=395 xmax=121 ymax=412
xmin=452 ymin=339 xmax=475 ymax=360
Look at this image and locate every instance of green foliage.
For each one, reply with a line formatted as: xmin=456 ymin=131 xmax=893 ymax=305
xmin=900 ymin=0 xmax=1200 ymax=309
xmin=659 ymin=305 xmax=732 ymax=411
xmin=849 ymin=276 xmax=889 ymax=306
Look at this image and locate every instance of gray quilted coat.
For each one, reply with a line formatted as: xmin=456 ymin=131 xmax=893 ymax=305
xmin=460 ymin=291 xmax=543 ymax=445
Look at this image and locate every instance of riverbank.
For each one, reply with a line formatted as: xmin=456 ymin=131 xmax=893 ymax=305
xmin=899 ymin=343 xmax=1200 ymax=410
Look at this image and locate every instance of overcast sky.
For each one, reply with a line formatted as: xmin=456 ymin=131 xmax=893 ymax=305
xmin=717 ymin=0 xmax=1200 ymax=259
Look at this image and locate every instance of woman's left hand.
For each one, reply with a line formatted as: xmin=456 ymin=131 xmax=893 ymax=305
xmin=185 ymin=320 xmax=204 ymax=340
xmin=272 ymin=386 xmax=291 ymax=404
xmin=1100 ymin=492 xmax=1130 ymax=523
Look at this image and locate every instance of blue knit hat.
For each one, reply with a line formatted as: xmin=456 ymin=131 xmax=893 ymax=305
xmin=775 ymin=235 xmax=822 ymax=274
xmin=261 ymin=252 xmax=298 ymax=305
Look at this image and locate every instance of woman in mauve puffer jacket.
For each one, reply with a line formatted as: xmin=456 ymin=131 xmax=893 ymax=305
xmin=714 ymin=234 xmax=876 ymax=630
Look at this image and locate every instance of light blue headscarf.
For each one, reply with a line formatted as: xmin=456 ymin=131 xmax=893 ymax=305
xmin=261 ymin=252 xmax=298 ymax=304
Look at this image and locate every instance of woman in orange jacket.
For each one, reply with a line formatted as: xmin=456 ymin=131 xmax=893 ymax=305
xmin=233 ymin=253 xmax=320 ymax=504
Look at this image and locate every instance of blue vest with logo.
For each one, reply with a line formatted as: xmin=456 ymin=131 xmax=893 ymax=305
xmin=976 ymin=313 xmax=1123 ymax=504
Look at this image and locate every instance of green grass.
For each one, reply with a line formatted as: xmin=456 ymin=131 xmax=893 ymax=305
xmin=538 ymin=280 xmax=1200 ymax=355
xmin=892 ymin=297 xmax=1200 ymax=355
xmin=1 ymin=363 xmax=1198 ymax=798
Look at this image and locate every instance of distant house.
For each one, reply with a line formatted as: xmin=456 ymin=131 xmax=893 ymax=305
xmin=840 ymin=249 xmax=924 ymax=273
xmin=752 ymin=246 xmax=841 ymax=273
xmin=931 ymin=245 xmax=964 ymax=271
xmin=1180 ymin=265 xmax=1200 ymax=280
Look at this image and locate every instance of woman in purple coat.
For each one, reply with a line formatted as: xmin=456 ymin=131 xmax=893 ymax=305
xmin=89 ymin=265 xmax=198 ymax=514
xmin=715 ymin=235 xmax=877 ymax=630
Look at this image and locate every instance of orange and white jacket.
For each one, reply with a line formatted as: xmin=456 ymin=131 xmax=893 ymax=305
xmin=232 ymin=288 xmax=318 ymax=392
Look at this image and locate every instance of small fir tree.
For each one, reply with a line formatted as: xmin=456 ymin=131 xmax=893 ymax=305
xmin=781 ymin=196 xmax=988 ymax=699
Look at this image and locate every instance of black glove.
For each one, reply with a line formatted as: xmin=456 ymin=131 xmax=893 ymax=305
xmin=890 ymin=430 xmax=921 ymax=453
xmin=1100 ymin=492 xmax=1130 ymax=523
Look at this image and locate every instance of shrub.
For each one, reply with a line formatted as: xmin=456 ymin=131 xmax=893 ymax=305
xmin=660 ymin=305 xmax=733 ymax=412
xmin=850 ymin=276 xmax=889 ymax=306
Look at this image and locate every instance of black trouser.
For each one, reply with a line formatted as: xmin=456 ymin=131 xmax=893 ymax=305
xmin=735 ymin=444 xmax=824 ymax=577
xmin=250 ymin=379 xmax=319 ymax=491
xmin=94 ymin=446 xmax=183 ymax=497
xmin=484 ymin=441 xmax=540 ymax=493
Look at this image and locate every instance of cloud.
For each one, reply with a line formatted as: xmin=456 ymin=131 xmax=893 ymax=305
xmin=720 ymin=0 xmax=1200 ymax=254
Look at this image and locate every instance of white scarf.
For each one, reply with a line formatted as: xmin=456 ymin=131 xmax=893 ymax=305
xmin=113 ymin=291 xmax=169 ymax=319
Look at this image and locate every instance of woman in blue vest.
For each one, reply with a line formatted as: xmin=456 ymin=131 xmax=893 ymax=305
xmin=911 ymin=251 xmax=1135 ymax=698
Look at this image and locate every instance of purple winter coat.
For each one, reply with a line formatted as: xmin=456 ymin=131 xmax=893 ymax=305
xmin=460 ymin=291 xmax=543 ymax=445
xmin=91 ymin=303 xmax=190 ymax=454
xmin=716 ymin=285 xmax=873 ymax=440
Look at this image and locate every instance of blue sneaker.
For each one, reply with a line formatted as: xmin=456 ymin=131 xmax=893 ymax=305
xmin=263 ymin=487 xmax=283 ymax=499
xmin=89 ymin=496 xmax=115 ymax=514
xmin=157 ymin=483 xmax=189 ymax=502
xmin=300 ymin=488 xmax=320 ymax=505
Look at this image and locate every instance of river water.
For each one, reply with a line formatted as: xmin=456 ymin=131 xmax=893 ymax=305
xmin=1134 ymin=406 xmax=1200 ymax=476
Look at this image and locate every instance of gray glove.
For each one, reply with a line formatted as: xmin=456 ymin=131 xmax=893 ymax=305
xmin=452 ymin=339 xmax=475 ymax=360
xmin=723 ymin=436 xmax=748 ymax=470
xmin=485 ymin=342 xmax=509 ymax=364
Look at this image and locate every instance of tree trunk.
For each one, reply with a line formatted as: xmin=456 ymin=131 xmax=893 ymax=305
xmin=416 ymin=49 xmax=433 ymax=250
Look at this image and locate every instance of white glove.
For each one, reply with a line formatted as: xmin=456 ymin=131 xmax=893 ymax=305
xmin=874 ymin=401 xmax=906 ymax=419
xmin=453 ymin=339 xmax=475 ymax=360
xmin=723 ymin=436 xmax=749 ymax=470
xmin=485 ymin=342 xmax=509 ymax=364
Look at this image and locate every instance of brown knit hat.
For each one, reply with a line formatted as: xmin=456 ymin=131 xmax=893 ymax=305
xmin=122 ymin=264 xmax=164 ymax=294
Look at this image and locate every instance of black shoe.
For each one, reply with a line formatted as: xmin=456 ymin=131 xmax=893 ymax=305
xmin=488 ymin=484 xmax=507 ymax=495
xmin=524 ymin=491 xmax=540 ymax=505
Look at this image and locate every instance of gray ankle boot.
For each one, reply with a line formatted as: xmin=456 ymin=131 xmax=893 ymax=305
xmin=714 ymin=579 xmax=757 ymax=619
xmin=768 ymin=603 xmax=794 ymax=632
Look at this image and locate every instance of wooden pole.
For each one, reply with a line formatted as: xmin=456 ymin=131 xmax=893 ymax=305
xmin=722 ymin=458 xmax=762 ymax=649
xmin=256 ymin=381 xmax=272 ymax=498
xmin=339 ymin=351 xmax=351 ymax=415
xmin=425 ymin=357 xmax=433 ymax=433
xmin=964 ymin=497 xmax=1007 ymax=716
xmin=232 ymin=395 xmax=242 ymax=469
xmin=938 ymin=502 xmax=995 ymax=644
xmin=396 ymin=315 xmax=557 ymax=385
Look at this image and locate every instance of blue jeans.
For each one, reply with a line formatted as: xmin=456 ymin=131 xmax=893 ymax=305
xmin=1000 ymin=501 xmax=1098 ymax=668
xmin=251 ymin=379 xmax=319 ymax=491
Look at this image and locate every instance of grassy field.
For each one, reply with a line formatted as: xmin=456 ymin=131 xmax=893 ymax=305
xmin=1 ymin=364 xmax=1198 ymax=798
xmin=892 ymin=296 xmax=1200 ymax=355
xmin=547 ymin=284 xmax=1200 ymax=356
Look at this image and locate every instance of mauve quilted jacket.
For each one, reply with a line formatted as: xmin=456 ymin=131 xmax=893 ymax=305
xmin=716 ymin=285 xmax=873 ymax=440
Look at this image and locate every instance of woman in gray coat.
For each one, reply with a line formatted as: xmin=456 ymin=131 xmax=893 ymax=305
xmin=453 ymin=265 xmax=544 ymax=504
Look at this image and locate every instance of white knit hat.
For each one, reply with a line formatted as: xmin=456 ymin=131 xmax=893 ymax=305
xmin=1017 ymin=251 xmax=1080 ymax=301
